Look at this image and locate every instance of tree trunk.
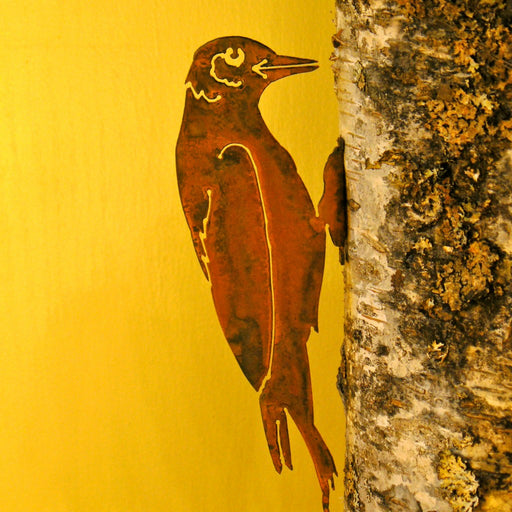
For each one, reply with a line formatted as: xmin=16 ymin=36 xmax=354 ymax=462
xmin=332 ymin=1 xmax=512 ymax=510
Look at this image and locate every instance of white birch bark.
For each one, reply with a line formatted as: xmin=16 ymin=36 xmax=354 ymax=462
xmin=333 ymin=1 xmax=512 ymax=510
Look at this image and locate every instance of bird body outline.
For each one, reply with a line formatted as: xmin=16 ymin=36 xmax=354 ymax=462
xmin=176 ymin=36 xmax=343 ymax=511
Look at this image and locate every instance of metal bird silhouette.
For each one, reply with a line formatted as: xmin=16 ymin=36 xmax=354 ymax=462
xmin=176 ymin=36 xmax=343 ymax=511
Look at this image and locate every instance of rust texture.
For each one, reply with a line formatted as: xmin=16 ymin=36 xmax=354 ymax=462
xmin=319 ymin=137 xmax=348 ymax=263
xmin=334 ymin=0 xmax=512 ymax=510
xmin=176 ymin=37 xmax=344 ymax=511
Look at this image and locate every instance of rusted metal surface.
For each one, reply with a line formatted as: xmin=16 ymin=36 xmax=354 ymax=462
xmin=319 ymin=137 xmax=348 ymax=263
xmin=176 ymin=36 xmax=343 ymax=511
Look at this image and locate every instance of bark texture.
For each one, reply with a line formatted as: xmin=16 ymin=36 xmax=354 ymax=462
xmin=333 ymin=1 xmax=512 ymax=510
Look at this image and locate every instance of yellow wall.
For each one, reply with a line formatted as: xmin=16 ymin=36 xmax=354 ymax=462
xmin=0 ymin=1 xmax=344 ymax=510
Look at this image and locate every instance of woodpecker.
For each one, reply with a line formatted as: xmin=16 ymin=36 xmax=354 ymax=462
xmin=176 ymin=36 xmax=341 ymax=511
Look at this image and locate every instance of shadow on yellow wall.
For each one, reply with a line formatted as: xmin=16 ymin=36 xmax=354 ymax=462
xmin=0 ymin=1 xmax=344 ymax=511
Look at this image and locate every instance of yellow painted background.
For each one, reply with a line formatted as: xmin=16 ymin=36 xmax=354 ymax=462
xmin=0 ymin=1 xmax=344 ymax=511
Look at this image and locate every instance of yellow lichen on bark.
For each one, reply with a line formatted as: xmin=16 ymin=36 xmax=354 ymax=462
xmin=438 ymin=450 xmax=479 ymax=511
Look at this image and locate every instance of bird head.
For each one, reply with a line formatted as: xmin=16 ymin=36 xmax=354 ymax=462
xmin=185 ymin=36 xmax=318 ymax=104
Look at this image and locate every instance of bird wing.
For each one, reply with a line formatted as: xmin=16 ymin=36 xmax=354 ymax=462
xmin=178 ymin=144 xmax=274 ymax=390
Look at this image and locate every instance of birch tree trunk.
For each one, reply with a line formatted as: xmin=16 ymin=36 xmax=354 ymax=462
xmin=332 ymin=1 xmax=512 ymax=510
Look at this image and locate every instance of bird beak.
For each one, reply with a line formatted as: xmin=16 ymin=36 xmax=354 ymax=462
xmin=252 ymin=54 xmax=318 ymax=82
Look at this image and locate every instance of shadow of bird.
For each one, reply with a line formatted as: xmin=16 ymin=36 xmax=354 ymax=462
xmin=176 ymin=36 xmax=342 ymax=511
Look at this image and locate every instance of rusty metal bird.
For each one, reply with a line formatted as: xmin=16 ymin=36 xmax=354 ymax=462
xmin=176 ymin=36 xmax=340 ymax=511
